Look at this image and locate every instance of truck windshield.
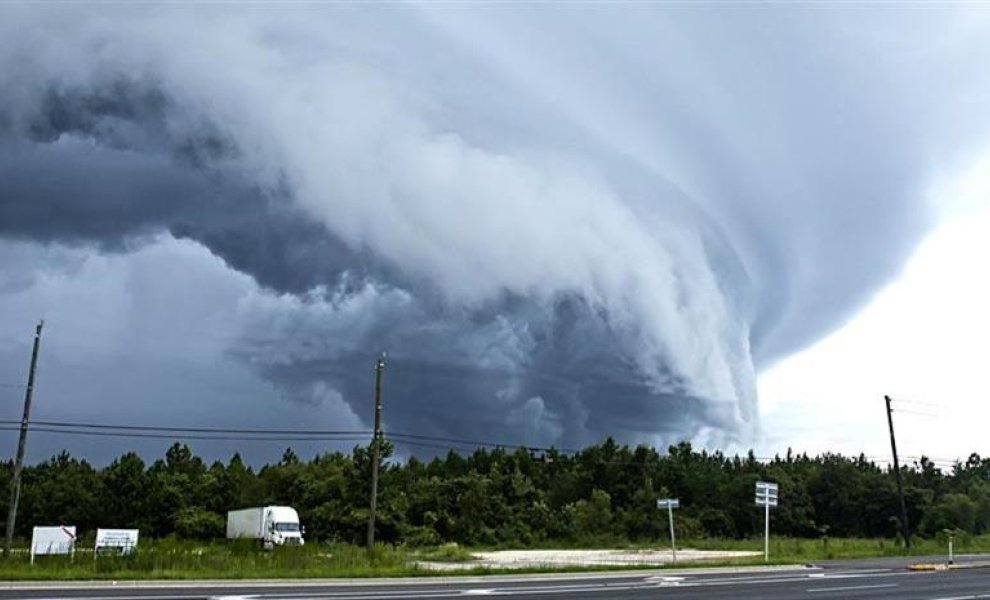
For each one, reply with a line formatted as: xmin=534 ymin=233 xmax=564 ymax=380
xmin=274 ymin=522 xmax=299 ymax=533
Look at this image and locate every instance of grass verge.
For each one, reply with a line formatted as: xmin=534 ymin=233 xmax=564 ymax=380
xmin=685 ymin=533 xmax=990 ymax=561
xmin=0 ymin=540 xmax=415 ymax=580
xmin=2 ymin=535 xmax=986 ymax=580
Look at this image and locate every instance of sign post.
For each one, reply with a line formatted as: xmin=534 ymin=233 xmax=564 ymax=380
xmin=942 ymin=529 xmax=955 ymax=565
xmin=754 ymin=481 xmax=778 ymax=562
xmin=656 ymin=498 xmax=680 ymax=563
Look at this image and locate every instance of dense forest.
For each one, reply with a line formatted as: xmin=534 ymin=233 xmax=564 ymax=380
xmin=3 ymin=440 xmax=989 ymax=546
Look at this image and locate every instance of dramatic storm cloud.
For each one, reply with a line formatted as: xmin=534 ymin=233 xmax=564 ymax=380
xmin=2 ymin=4 xmax=989 ymax=460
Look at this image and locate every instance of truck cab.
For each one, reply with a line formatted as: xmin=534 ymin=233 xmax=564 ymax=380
xmin=265 ymin=506 xmax=305 ymax=546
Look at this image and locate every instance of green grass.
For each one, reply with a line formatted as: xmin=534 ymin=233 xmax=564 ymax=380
xmin=0 ymin=540 xmax=416 ymax=580
xmin=2 ymin=535 xmax=986 ymax=580
xmin=412 ymin=542 xmax=476 ymax=563
xmin=683 ymin=533 xmax=990 ymax=562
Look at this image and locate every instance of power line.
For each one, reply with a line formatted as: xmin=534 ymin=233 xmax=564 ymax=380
xmin=895 ymin=409 xmax=940 ymax=418
xmin=0 ymin=418 xmax=979 ymax=468
xmin=0 ymin=420 xmax=370 ymax=436
xmin=1 ymin=425 xmax=973 ymax=469
xmin=0 ymin=426 xmax=369 ymax=443
xmin=0 ymin=418 xmax=574 ymax=454
xmin=393 ymin=438 xmax=478 ymax=453
xmin=893 ymin=398 xmax=943 ymax=408
xmin=387 ymin=430 xmax=579 ymax=455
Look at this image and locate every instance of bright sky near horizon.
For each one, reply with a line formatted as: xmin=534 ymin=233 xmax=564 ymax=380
xmin=758 ymin=156 xmax=990 ymax=466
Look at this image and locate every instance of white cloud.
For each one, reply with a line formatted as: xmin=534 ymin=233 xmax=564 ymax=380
xmin=758 ymin=175 xmax=990 ymax=462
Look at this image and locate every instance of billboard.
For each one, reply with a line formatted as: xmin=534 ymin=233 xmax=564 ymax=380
xmin=30 ymin=526 xmax=76 ymax=563
xmin=95 ymin=528 xmax=139 ymax=555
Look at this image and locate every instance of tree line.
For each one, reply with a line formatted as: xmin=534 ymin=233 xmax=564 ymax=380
xmin=2 ymin=440 xmax=989 ymax=546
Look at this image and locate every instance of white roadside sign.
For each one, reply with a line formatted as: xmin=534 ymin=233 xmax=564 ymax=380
xmin=30 ymin=525 xmax=76 ymax=563
xmin=95 ymin=528 xmax=139 ymax=555
xmin=755 ymin=481 xmax=779 ymax=562
xmin=755 ymin=481 xmax=779 ymax=507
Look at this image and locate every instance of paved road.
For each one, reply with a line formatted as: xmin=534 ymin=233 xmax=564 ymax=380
xmin=2 ymin=555 xmax=989 ymax=599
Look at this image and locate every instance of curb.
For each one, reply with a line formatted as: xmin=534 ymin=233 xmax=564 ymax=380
xmin=908 ymin=561 xmax=990 ymax=571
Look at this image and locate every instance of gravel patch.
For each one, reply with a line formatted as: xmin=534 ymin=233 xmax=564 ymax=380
xmin=418 ymin=548 xmax=760 ymax=571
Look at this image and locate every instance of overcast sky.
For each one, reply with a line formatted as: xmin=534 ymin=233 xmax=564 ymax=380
xmin=1 ymin=4 xmax=989 ymax=466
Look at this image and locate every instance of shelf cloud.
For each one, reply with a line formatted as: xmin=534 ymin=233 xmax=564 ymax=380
xmin=2 ymin=4 xmax=988 ymax=454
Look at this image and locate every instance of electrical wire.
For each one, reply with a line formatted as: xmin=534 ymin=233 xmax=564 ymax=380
xmin=0 ymin=419 xmax=975 ymax=467
xmin=893 ymin=398 xmax=943 ymax=408
xmin=894 ymin=408 xmax=940 ymax=418
xmin=389 ymin=438 xmax=479 ymax=453
xmin=0 ymin=426 xmax=369 ymax=443
xmin=0 ymin=419 xmax=370 ymax=436
xmin=387 ymin=430 xmax=579 ymax=455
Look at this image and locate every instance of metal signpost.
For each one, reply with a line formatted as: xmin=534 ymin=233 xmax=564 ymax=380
xmin=943 ymin=529 xmax=956 ymax=565
xmin=755 ymin=481 xmax=778 ymax=562
xmin=656 ymin=498 xmax=680 ymax=563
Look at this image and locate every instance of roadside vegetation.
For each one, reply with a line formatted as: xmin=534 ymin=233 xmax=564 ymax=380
xmin=0 ymin=540 xmax=411 ymax=580
xmin=3 ymin=438 xmax=990 ymax=579
xmin=1 ymin=534 xmax=987 ymax=580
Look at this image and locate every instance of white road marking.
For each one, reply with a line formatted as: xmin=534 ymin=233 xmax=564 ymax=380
xmin=32 ymin=597 xmax=235 ymax=600
xmin=644 ymin=576 xmax=686 ymax=586
xmin=281 ymin=592 xmax=453 ymax=598
xmin=808 ymin=583 xmax=899 ymax=593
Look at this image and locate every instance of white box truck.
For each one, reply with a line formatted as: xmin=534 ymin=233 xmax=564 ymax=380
xmin=226 ymin=506 xmax=305 ymax=548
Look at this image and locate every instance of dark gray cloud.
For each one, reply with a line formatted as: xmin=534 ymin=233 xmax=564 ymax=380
xmin=1 ymin=4 xmax=989 ymax=461
xmin=0 ymin=81 xmax=389 ymax=294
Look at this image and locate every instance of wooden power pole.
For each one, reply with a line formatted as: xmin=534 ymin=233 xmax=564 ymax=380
xmin=885 ymin=394 xmax=911 ymax=548
xmin=4 ymin=321 xmax=44 ymax=558
xmin=366 ymin=354 xmax=385 ymax=549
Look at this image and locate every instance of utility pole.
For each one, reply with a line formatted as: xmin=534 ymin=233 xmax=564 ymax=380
xmin=4 ymin=321 xmax=44 ymax=558
xmin=366 ymin=354 xmax=385 ymax=549
xmin=885 ymin=395 xmax=911 ymax=548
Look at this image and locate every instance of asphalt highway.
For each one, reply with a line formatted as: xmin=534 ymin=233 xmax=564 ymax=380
xmin=2 ymin=555 xmax=989 ymax=599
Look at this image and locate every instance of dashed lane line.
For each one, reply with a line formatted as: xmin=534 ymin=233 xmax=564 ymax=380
xmin=807 ymin=583 xmax=899 ymax=593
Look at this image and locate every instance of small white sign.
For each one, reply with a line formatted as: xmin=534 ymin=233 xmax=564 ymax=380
xmin=755 ymin=481 xmax=779 ymax=507
xmin=656 ymin=498 xmax=680 ymax=509
xmin=755 ymin=481 xmax=779 ymax=561
xmin=30 ymin=526 xmax=76 ymax=563
xmin=95 ymin=528 xmax=139 ymax=555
